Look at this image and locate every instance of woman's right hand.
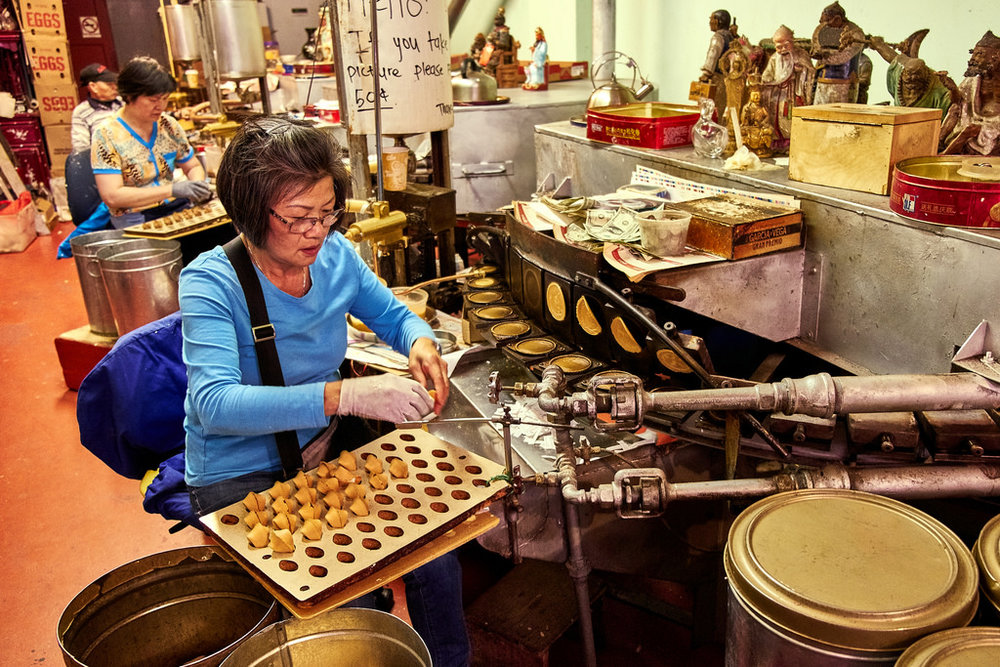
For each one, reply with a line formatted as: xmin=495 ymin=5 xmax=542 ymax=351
xmin=172 ymin=180 xmax=212 ymax=203
xmin=328 ymin=374 xmax=434 ymax=422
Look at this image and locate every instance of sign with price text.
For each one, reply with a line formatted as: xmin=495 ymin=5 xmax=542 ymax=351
xmin=337 ymin=0 xmax=453 ymax=135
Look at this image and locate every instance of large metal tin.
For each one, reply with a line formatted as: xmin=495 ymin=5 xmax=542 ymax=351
xmin=161 ymin=3 xmax=201 ymax=62
xmin=724 ymin=489 xmax=978 ymax=666
xmin=205 ymin=0 xmax=266 ymax=79
xmin=895 ymin=627 xmax=1000 ymax=666
xmin=220 ymin=609 xmax=430 ymax=667
xmin=890 ymin=156 xmax=1000 ymax=227
xmin=58 ymin=546 xmax=279 ymax=667
xmin=973 ymin=513 xmax=1000 ymax=620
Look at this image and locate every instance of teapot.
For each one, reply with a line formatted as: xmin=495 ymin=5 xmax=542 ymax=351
xmin=452 ymin=58 xmax=498 ymax=103
xmin=587 ymin=51 xmax=654 ymax=109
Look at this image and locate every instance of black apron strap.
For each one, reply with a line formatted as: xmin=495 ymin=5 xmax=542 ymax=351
xmin=223 ymin=237 xmax=303 ymax=478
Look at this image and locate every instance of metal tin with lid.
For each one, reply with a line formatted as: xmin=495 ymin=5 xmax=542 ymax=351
xmin=973 ymin=513 xmax=1000 ymax=619
xmin=895 ymin=627 xmax=1000 ymax=666
xmin=890 ymin=156 xmax=1000 ymax=228
xmin=724 ymin=489 xmax=978 ymax=666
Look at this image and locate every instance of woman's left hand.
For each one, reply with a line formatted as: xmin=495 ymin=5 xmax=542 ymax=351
xmin=408 ymin=337 xmax=449 ymax=413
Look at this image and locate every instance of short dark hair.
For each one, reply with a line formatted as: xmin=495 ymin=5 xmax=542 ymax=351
xmin=216 ymin=116 xmax=349 ymax=248
xmin=116 ymin=56 xmax=176 ymax=103
xmin=712 ymin=10 xmax=731 ymax=29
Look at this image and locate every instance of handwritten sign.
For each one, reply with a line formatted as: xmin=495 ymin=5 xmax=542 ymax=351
xmin=337 ymin=0 xmax=453 ymax=135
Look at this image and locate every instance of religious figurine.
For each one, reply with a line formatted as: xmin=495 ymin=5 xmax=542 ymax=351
xmin=760 ymin=25 xmax=815 ymax=153
xmin=810 ymin=2 xmax=866 ymax=104
xmin=469 ymin=32 xmax=486 ymax=62
xmin=740 ymin=83 xmax=774 ymax=158
xmin=523 ymin=27 xmax=548 ymax=90
xmin=866 ymin=34 xmax=954 ymax=118
xmin=479 ymin=7 xmax=519 ymax=79
xmin=698 ymin=10 xmax=736 ymax=116
xmin=719 ymin=42 xmax=751 ymax=155
xmin=941 ymin=31 xmax=1000 ymax=156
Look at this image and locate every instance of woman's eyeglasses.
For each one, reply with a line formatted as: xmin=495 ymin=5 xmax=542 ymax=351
xmin=269 ymin=208 xmax=345 ymax=234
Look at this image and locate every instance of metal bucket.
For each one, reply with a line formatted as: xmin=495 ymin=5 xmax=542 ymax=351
xmin=220 ymin=609 xmax=431 ymax=667
xmin=96 ymin=238 xmax=182 ymax=336
xmin=206 ymin=0 xmax=266 ymax=79
xmin=70 ymin=229 xmax=126 ymax=336
xmin=724 ymin=489 xmax=978 ymax=666
xmin=57 ymin=546 xmax=280 ymax=667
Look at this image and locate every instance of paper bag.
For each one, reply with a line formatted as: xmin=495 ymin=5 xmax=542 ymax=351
xmin=0 ymin=191 xmax=38 ymax=253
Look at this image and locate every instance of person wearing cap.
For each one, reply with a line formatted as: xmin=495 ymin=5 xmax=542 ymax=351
xmin=70 ymin=63 xmax=124 ymax=153
xmin=92 ymin=56 xmax=211 ymax=229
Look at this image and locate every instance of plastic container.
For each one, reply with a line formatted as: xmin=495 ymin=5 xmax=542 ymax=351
xmin=392 ymin=286 xmax=428 ymax=319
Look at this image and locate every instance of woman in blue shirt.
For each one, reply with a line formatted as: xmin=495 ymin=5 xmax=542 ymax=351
xmin=179 ymin=117 xmax=467 ymax=666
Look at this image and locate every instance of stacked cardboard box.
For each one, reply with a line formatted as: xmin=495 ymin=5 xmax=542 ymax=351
xmin=19 ymin=1 xmax=75 ymax=178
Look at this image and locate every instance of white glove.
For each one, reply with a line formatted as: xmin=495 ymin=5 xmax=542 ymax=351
xmin=337 ymin=374 xmax=434 ymax=423
xmin=172 ymin=180 xmax=212 ymax=203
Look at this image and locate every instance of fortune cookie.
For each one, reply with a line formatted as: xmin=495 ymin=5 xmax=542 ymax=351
xmin=245 ymin=510 xmax=270 ymax=529
xmin=326 ymin=507 xmax=349 ymax=529
xmin=389 ymin=458 xmax=409 ymax=479
xmin=273 ymin=512 xmax=298 ymax=534
xmin=338 ymin=450 xmax=357 ymax=471
xmin=316 ymin=461 xmax=336 ymax=478
xmin=349 ymin=496 xmax=369 ymax=517
xmin=344 ymin=482 xmax=366 ymax=500
xmin=369 ymin=472 xmax=388 ymax=490
xmin=247 ymin=523 xmax=269 ymax=548
xmin=301 ymin=518 xmax=324 ymax=541
xmin=243 ymin=492 xmax=268 ymax=512
xmin=324 ymin=491 xmax=343 ymax=509
xmin=269 ymin=528 xmax=295 ymax=553
xmin=299 ymin=503 xmax=323 ymax=521
xmin=295 ymin=486 xmax=319 ymax=506
xmin=267 ymin=480 xmax=292 ymax=500
xmin=271 ymin=497 xmax=296 ymax=515
xmin=334 ymin=466 xmax=357 ymax=485
xmin=292 ymin=470 xmax=314 ymax=489
xmin=364 ymin=455 xmax=383 ymax=475
xmin=316 ymin=477 xmax=340 ymax=495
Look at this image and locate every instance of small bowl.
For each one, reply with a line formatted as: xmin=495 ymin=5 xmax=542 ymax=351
xmin=392 ymin=286 xmax=428 ymax=319
xmin=433 ymin=330 xmax=458 ymax=354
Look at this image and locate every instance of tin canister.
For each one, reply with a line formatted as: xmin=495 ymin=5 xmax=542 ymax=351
xmin=890 ymin=156 xmax=1000 ymax=227
xmin=724 ymin=489 xmax=978 ymax=666
xmin=895 ymin=627 xmax=1000 ymax=666
xmin=973 ymin=513 xmax=1000 ymax=623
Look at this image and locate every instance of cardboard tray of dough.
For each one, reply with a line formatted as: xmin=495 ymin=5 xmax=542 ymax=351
xmin=200 ymin=429 xmax=509 ymax=616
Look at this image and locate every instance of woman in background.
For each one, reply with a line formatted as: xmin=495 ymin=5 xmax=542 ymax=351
xmin=92 ymin=56 xmax=211 ymax=229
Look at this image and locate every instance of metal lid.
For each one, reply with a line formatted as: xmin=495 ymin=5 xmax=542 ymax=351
xmin=474 ymin=306 xmax=513 ymax=321
xmin=974 ymin=513 xmax=1000 ymax=613
xmin=510 ymin=338 xmax=556 ymax=356
xmin=491 ymin=321 xmax=530 ymax=339
xmin=546 ymin=282 xmax=567 ymax=322
xmin=895 ymin=627 xmax=1000 ymax=666
xmin=550 ymin=354 xmax=592 ymax=374
xmin=725 ymin=489 xmax=978 ymax=651
xmin=467 ymin=290 xmax=503 ymax=305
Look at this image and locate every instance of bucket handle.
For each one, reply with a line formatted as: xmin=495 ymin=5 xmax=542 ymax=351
xmin=169 ymin=262 xmax=182 ymax=281
xmin=87 ymin=261 xmax=103 ymax=279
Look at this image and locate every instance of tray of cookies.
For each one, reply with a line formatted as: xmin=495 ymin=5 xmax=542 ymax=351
xmin=200 ymin=429 xmax=509 ymax=613
xmin=123 ymin=199 xmax=231 ymax=239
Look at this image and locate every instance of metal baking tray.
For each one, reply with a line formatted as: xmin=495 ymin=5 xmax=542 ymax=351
xmin=200 ymin=430 xmax=509 ymax=614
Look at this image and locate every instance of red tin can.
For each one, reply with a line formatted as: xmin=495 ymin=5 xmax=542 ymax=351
xmin=890 ymin=156 xmax=1000 ymax=228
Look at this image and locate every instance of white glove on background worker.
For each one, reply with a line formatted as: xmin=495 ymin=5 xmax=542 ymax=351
xmin=337 ymin=374 xmax=434 ymax=423
xmin=172 ymin=179 xmax=213 ymax=204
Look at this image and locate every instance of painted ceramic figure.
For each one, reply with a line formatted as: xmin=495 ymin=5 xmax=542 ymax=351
xmin=810 ymin=2 xmax=866 ymax=104
xmin=740 ymin=85 xmax=774 ymax=158
xmin=760 ymin=25 xmax=815 ymax=152
xmin=480 ymin=7 xmax=518 ymax=78
xmin=524 ymin=27 xmax=548 ymax=90
xmin=867 ymin=34 xmax=953 ymax=118
xmin=941 ymin=31 xmax=1000 ymax=156
xmin=698 ymin=9 xmax=735 ymax=116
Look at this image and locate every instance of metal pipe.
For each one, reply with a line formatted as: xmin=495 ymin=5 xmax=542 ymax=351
xmin=369 ymin=0 xmax=384 ymax=201
xmin=592 ymin=0 xmax=616 ymax=72
xmin=552 ymin=412 xmax=597 ymax=667
xmin=649 ymin=372 xmax=1000 ymax=419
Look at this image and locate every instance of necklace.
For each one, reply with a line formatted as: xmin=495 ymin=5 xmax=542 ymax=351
xmin=244 ymin=238 xmax=309 ymax=296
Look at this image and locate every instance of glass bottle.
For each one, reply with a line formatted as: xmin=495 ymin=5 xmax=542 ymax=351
xmin=690 ymin=98 xmax=728 ymax=159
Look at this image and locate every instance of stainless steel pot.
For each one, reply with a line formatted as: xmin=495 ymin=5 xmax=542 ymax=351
xmin=452 ymin=58 xmax=498 ymax=103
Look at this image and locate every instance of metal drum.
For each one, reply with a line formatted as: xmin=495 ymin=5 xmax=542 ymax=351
xmin=724 ymin=489 xmax=978 ymax=666
xmin=69 ymin=229 xmax=126 ymax=336
xmin=161 ymin=2 xmax=201 ymax=61
xmin=96 ymin=238 xmax=182 ymax=336
xmin=895 ymin=627 xmax=1000 ymax=666
xmin=58 ymin=546 xmax=280 ymax=667
xmin=206 ymin=0 xmax=266 ymax=79
xmin=973 ymin=513 xmax=1000 ymax=623
xmin=220 ymin=609 xmax=431 ymax=667
xmin=890 ymin=156 xmax=1000 ymax=227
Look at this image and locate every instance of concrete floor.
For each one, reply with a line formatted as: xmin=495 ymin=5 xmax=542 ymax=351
xmin=0 ymin=219 xmax=722 ymax=666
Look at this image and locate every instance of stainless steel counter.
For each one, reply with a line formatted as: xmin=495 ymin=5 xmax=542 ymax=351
xmin=534 ymin=121 xmax=1000 ymax=376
